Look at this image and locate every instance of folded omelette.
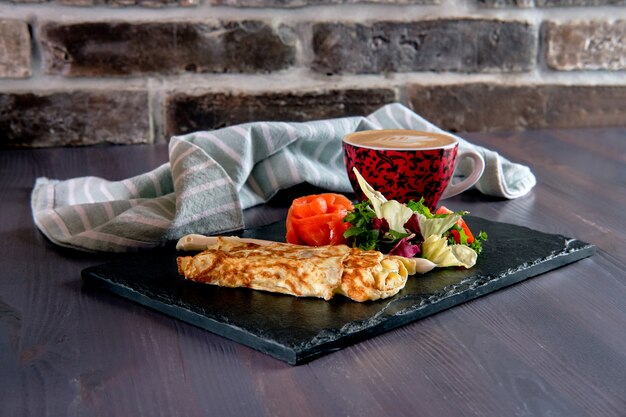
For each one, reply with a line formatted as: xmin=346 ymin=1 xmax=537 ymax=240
xmin=176 ymin=238 xmax=413 ymax=302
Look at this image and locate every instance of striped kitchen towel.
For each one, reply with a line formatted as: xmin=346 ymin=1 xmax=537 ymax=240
xmin=31 ymin=103 xmax=536 ymax=252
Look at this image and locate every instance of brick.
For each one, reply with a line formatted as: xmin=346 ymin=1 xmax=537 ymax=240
xmin=312 ymin=20 xmax=536 ymax=74
xmin=11 ymin=0 xmax=198 ymax=5
xmin=59 ymin=0 xmax=199 ymax=6
xmin=0 ymin=91 xmax=150 ymax=147
xmin=406 ymin=83 xmax=626 ymax=132
xmin=537 ymin=0 xmax=626 ymax=6
xmin=39 ymin=21 xmax=295 ymax=77
xmin=0 ymin=20 xmax=31 ymax=78
xmin=477 ymin=0 xmax=534 ymax=7
xmin=543 ymin=20 xmax=626 ymax=71
xmin=478 ymin=0 xmax=626 ymax=5
xmin=212 ymin=0 xmax=435 ymax=7
xmin=164 ymin=89 xmax=397 ymax=137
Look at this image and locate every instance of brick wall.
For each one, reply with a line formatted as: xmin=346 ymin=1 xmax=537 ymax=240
xmin=0 ymin=1 xmax=625 ymax=147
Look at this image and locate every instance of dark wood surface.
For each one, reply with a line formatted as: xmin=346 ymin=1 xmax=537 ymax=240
xmin=1 ymin=128 xmax=625 ymax=417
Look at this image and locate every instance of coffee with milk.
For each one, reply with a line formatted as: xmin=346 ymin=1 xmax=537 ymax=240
xmin=343 ymin=129 xmax=456 ymax=150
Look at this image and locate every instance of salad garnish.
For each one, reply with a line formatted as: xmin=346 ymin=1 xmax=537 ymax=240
xmin=343 ymin=168 xmax=487 ymax=269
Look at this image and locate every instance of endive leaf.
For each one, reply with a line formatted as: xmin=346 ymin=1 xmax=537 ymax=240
xmin=353 ymin=168 xmax=386 ymax=218
xmin=450 ymin=244 xmax=478 ymax=268
xmin=354 ymin=168 xmax=414 ymax=233
xmin=417 ymin=213 xmax=462 ymax=239
xmin=380 ymin=200 xmax=414 ymax=233
xmin=422 ymin=235 xmax=477 ymax=268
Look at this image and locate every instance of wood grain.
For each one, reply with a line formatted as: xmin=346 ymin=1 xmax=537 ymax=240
xmin=1 ymin=129 xmax=625 ymax=417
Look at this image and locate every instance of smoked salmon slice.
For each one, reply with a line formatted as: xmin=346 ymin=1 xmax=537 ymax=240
xmin=286 ymin=193 xmax=354 ymax=246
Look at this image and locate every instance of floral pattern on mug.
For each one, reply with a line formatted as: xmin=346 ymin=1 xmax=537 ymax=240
xmin=343 ymin=144 xmax=458 ymax=210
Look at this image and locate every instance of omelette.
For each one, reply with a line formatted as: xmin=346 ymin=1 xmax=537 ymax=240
xmin=176 ymin=236 xmax=421 ymax=302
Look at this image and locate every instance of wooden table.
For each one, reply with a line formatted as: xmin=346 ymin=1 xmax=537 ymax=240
xmin=1 ymin=128 xmax=625 ymax=417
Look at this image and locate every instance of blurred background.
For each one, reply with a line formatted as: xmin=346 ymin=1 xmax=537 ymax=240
xmin=0 ymin=0 xmax=625 ymax=148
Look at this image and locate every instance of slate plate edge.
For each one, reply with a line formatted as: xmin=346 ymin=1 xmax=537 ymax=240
xmin=82 ymin=239 xmax=595 ymax=366
xmin=292 ymin=239 xmax=596 ymax=365
xmin=82 ymin=271 xmax=298 ymax=364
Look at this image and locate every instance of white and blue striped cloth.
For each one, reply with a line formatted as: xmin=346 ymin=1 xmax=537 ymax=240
xmin=31 ymin=103 xmax=536 ymax=252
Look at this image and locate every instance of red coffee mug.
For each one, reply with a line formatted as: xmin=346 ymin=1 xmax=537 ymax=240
xmin=342 ymin=129 xmax=485 ymax=209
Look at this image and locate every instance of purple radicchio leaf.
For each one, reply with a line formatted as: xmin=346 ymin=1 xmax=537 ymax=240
xmin=388 ymin=236 xmax=421 ymax=258
xmin=372 ymin=217 xmax=390 ymax=233
xmin=403 ymin=214 xmax=423 ymax=241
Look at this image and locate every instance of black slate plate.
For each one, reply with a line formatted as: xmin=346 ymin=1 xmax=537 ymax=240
xmin=82 ymin=216 xmax=595 ymax=365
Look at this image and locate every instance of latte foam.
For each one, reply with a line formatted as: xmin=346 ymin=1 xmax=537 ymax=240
xmin=344 ymin=130 xmax=456 ymax=150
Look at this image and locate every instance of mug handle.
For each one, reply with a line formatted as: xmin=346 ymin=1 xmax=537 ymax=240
xmin=440 ymin=149 xmax=485 ymax=200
